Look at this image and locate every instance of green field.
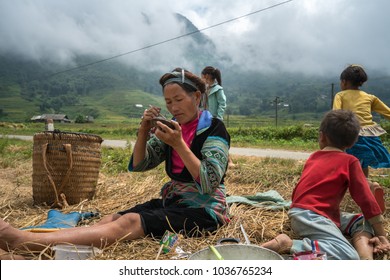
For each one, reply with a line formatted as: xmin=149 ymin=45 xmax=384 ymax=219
xmin=2 ymin=81 xmax=390 ymax=153
xmin=0 ymin=85 xmax=167 ymax=122
xmin=0 ymin=118 xmax=325 ymax=152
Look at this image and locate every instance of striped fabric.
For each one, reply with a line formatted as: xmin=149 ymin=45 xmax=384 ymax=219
xmin=343 ymin=213 xmax=364 ymax=236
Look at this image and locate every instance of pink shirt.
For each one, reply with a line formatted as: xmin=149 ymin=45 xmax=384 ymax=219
xmin=171 ymin=115 xmax=199 ymax=174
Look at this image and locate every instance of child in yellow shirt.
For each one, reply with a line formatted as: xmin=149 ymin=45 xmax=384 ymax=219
xmin=333 ymin=64 xmax=388 ymax=213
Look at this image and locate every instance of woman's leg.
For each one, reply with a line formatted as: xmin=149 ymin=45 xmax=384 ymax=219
xmin=94 ymin=213 xmax=121 ymax=225
xmin=0 ymin=213 xmax=144 ymax=251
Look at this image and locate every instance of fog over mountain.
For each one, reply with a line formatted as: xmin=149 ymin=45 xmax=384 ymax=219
xmin=1 ymin=0 xmax=390 ymax=76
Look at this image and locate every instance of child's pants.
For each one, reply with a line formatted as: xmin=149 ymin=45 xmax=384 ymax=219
xmin=288 ymin=208 xmax=374 ymax=260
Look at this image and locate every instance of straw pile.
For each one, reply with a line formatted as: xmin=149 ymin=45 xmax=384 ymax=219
xmin=0 ymin=154 xmax=388 ymax=260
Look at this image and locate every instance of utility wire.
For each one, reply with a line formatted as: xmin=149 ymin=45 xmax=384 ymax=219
xmin=42 ymin=0 xmax=294 ymax=79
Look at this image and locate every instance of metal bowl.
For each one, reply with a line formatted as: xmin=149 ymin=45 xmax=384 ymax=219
xmin=189 ymin=244 xmax=284 ymax=260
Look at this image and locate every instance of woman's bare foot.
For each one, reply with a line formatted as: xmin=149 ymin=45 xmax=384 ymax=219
xmin=0 ymin=218 xmax=24 ymax=251
xmin=261 ymin=234 xmax=292 ymax=254
xmin=0 ymin=248 xmax=25 ymax=260
xmin=228 ymin=157 xmax=236 ymax=168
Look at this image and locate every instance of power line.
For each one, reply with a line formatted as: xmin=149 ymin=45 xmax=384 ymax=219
xmin=369 ymin=76 xmax=390 ymax=81
xmin=42 ymin=0 xmax=294 ymax=79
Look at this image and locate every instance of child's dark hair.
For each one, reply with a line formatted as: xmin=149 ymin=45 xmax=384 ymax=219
xmin=201 ymin=66 xmax=222 ymax=86
xmin=320 ymin=110 xmax=360 ymax=149
xmin=340 ymin=64 xmax=368 ymax=87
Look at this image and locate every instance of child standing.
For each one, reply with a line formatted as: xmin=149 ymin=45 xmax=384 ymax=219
xmin=261 ymin=110 xmax=389 ymax=260
xmin=333 ymin=64 xmax=388 ymax=213
xmin=201 ymin=66 xmax=235 ymax=167
xmin=201 ymin=66 xmax=227 ymax=121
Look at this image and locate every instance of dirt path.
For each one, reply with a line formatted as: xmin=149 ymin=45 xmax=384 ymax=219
xmin=229 ymin=147 xmax=311 ymax=160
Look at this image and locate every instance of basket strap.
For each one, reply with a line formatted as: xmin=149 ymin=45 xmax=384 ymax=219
xmin=57 ymin=144 xmax=74 ymax=195
xmin=42 ymin=143 xmax=60 ymax=206
xmin=42 ymin=143 xmax=74 ymax=207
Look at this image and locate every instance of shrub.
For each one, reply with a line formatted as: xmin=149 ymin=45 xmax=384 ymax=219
xmin=101 ymin=145 xmax=133 ymax=175
xmin=228 ymin=125 xmax=318 ymax=141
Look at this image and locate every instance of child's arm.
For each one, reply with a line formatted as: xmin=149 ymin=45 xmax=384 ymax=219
xmin=372 ymin=96 xmax=390 ymax=120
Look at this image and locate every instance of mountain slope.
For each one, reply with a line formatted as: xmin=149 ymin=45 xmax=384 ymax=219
xmin=1 ymin=13 xmax=390 ymax=123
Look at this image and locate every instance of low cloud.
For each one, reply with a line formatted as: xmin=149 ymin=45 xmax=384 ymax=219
xmin=0 ymin=0 xmax=389 ymax=75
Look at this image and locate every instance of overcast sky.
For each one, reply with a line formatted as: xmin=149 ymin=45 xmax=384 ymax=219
xmin=1 ymin=0 xmax=389 ymax=76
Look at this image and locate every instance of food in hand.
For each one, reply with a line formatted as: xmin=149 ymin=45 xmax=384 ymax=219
xmin=151 ymin=117 xmax=175 ymax=130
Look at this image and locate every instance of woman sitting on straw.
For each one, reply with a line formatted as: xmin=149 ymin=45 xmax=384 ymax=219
xmin=0 ymin=68 xmax=231 ymax=257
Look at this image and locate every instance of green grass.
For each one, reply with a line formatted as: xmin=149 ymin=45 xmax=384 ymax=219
xmin=0 ymin=138 xmax=33 ymax=168
xmin=1 ymin=133 xmax=389 ymax=190
xmin=224 ymin=113 xmax=322 ymax=128
xmin=2 ymin=117 xmax=390 ymax=154
xmin=1 ymin=121 xmax=320 ymax=150
xmin=100 ymin=145 xmax=133 ymax=175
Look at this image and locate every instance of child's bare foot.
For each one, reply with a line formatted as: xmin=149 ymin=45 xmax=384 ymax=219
xmin=261 ymin=234 xmax=292 ymax=254
xmin=369 ymin=182 xmax=386 ymax=213
xmin=0 ymin=248 xmax=25 ymax=260
xmin=369 ymin=236 xmax=390 ymax=255
xmin=352 ymin=232 xmax=375 ymax=260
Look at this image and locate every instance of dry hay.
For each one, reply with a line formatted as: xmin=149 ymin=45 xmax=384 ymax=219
xmin=0 ymin=155 xmax=389 ymax=260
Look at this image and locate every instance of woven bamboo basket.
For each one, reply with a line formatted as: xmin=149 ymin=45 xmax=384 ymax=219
xmin=32 ymin=131 xmax=103 ymax=207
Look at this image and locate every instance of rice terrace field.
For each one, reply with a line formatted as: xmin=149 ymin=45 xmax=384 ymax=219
xmin=0 ymin=120 xmax=389 ymax=260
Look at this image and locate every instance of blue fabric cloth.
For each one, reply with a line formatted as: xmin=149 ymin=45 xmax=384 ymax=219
xmin=21 ymin=209 xmax=99 ymax=231
xmin=346 ymin=136 xmax=390 ymax=168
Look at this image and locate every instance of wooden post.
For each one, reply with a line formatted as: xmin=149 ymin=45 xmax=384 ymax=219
xmin=274 ymin=96 xmax=280 ymax=127
xmin=330 ymin=83 xmax=334 ymax=109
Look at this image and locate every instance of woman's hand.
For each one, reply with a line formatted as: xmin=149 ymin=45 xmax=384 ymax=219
xmin=132 ymin=105 xmax=162 ymax=167
xmin=155 ymin=120 xmax=201 ymax=180
xmin=139 ymin=106 xmax=161 ymax=133
xmin=154 ymin=120 xmax=183 ymax=148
